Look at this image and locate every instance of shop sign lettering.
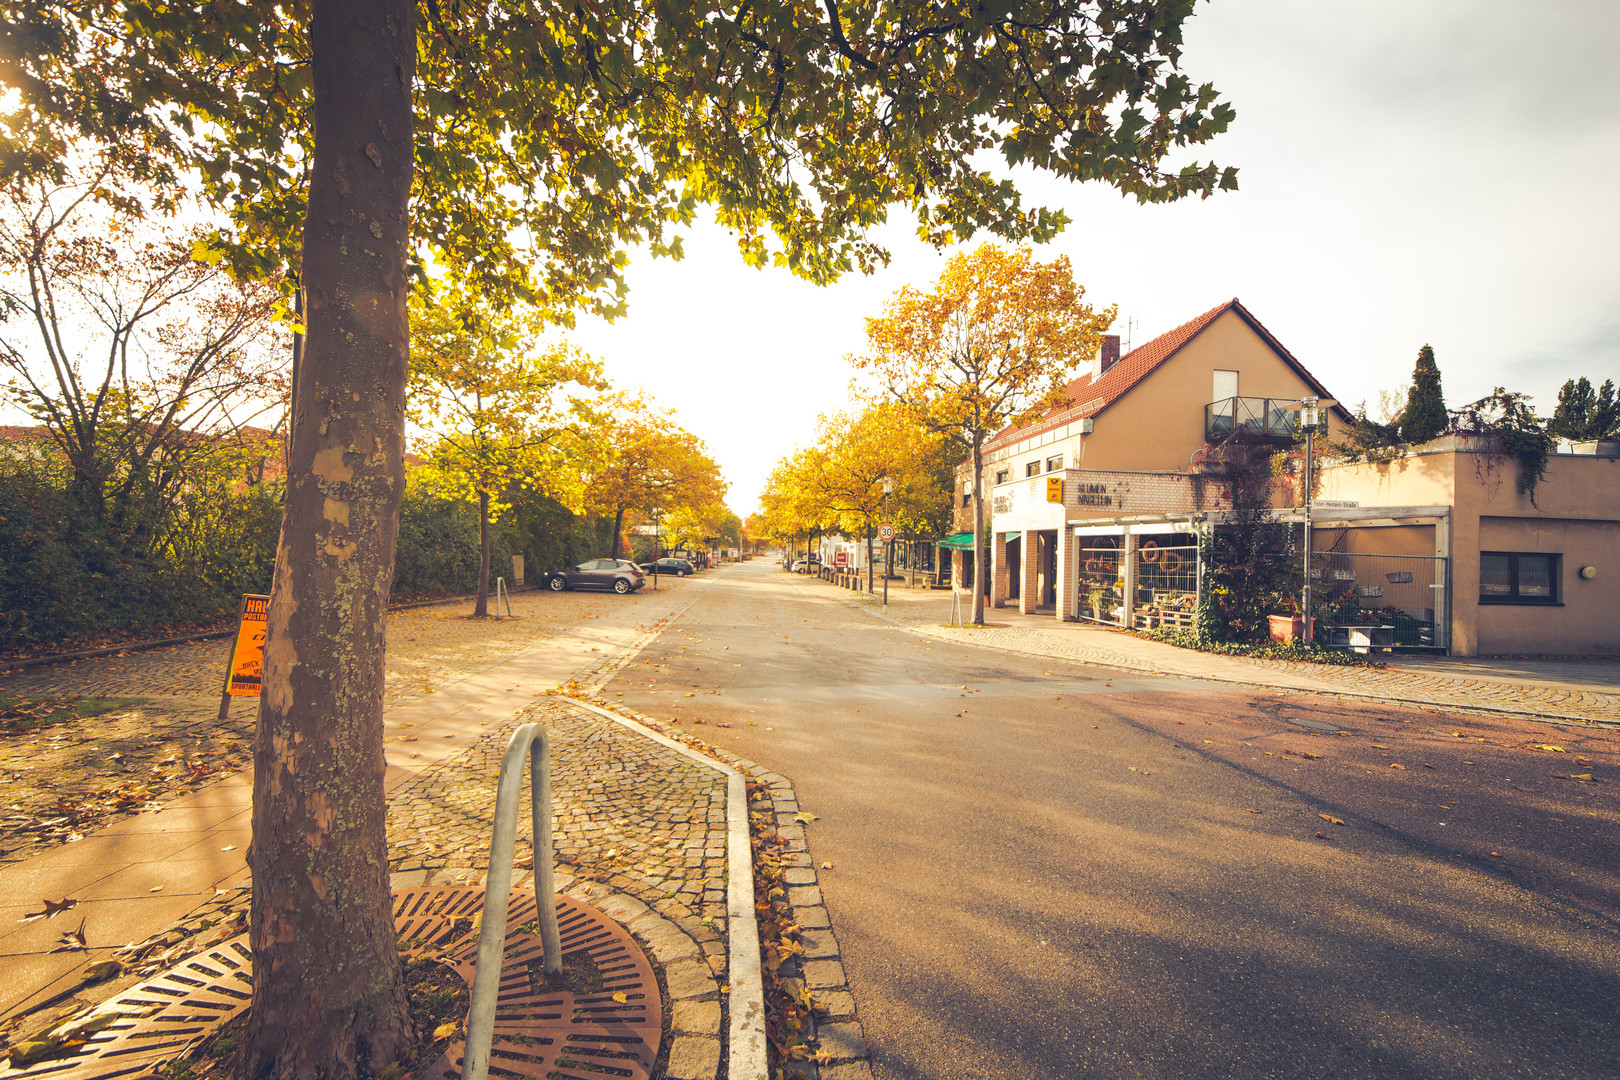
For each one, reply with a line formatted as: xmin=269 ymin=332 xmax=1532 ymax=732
xmin=1075 ymin=481 xmax=1113 ymax=507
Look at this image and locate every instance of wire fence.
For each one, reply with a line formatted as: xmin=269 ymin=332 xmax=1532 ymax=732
xmin=1078 ymin=546 xmax=1125 ymax=626
xmin=1133 ymin=544 xmax=1199 ymax=630
xmin=1312 ymin=551 xmax=1447 ymax=651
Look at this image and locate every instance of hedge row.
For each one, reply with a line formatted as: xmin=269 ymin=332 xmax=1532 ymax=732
xmin=0 ymin=452 xmax=607 ymax=651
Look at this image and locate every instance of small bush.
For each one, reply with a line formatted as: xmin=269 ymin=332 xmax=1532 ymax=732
xmin=1140 ymin=627 xmax=1377 ymax=667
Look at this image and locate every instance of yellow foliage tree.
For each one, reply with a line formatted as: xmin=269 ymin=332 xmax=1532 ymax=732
xmin=854 ymin=244 xmax=1114 ymax=623
xmin=583 ymin=394 xmax=727 ymax=558
xmin=409 ymin=288 xmax=607 ymax=615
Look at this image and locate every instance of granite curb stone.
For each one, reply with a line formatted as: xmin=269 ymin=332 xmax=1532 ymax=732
xmin=585 ymin=701 xmax=876 ymax=1080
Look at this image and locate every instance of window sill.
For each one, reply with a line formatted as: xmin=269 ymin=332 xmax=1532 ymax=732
xmin=1478 ymin=599 xmax=1564 ymax=607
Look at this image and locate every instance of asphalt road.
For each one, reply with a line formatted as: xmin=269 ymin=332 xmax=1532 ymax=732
xmin=609 ymin=562 xmax=1620 ymax=1080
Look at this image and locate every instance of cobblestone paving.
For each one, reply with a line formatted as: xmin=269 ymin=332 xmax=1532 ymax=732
xmin=386 ymin=696 xmax=730 ymax=927
xmin=0 ymin=586 xmax=688 ymax=866
xmin=816 ymin=577 xmax=1620 ymax=724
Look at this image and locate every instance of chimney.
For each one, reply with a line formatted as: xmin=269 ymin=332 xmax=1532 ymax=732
xmin=1099 ymin=334 xmax=1121 ymax=373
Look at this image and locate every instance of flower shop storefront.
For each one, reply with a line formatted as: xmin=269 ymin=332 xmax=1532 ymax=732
xmin=1074 ymin=523 xmax=1200 ymax=630
xmin=1068 ymin=507 xmax=1452 ymax=652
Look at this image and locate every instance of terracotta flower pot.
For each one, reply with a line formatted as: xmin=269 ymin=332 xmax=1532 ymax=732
xmin=1268 ymin=614 xmax=1304 ymax=643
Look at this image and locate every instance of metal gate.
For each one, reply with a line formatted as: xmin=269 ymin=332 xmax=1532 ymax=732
xmin=1312 ymin=551 xmax=1448 ymax=652
xmin=1078 ymin=545 xmax=1124 ymax=625
xmin=1134 ymin=543 xmax=1199 ymax=631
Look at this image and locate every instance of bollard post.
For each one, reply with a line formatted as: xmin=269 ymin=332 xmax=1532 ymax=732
xmin=462 ymin=723 xmax=562 ymax=1080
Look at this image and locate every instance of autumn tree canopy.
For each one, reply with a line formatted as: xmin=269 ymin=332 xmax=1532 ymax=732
xmin=854 ymin=243 xmax=1114 ymax=623
xmin=4 ymin=0 xmax=1238 ymax=303
xmin=409 ymin=285 xmax=606 ymax=614
xmin=583 ymin=395 xmax=726 ymax=558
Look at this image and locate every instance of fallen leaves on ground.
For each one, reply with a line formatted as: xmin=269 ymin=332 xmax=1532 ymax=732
xmin=52 ymin=919 xmax=87 ymax=952
xmin=1318 ymin=813 xmax=1346 ymax=826
xmin=23 ymin=897 xmax=78 ymax=920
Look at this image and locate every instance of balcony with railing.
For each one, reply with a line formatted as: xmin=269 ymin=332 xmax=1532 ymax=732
xmin=1205 ymin=397 xmax=1298 ymax=442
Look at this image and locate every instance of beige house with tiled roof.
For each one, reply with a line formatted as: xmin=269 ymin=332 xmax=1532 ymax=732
xmin=947 ymin=299 xmax=1619 ymax=656
xmin=950 ymin=299 xmax=1344 ymax=620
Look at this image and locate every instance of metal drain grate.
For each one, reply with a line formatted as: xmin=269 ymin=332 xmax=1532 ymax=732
xmin=395 ymin=887 xmax=662 ymax=1080
xmin=2 ymin=888 xmax=661 ymax=1080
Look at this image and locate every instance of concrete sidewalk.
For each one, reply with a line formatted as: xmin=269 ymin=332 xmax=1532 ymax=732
xmin=822 ymin=575 xmax=1619 ymax=725
xmin=0 ymin=571 xmax=734 ymax=1047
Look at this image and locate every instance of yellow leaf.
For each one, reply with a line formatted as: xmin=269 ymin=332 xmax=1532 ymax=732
xmin=432 ymin=1021 xmax=459 ymax=1040
xmin=1532 ymin=745 xmax=1565 ymax=752
xmin=1318 ymin=813 xmax=1345 ymax=825
xmin=611 ymin=991 xmax=629 ymax=1003
xmin=1388 ymin=763 xmax=1406 ymax=769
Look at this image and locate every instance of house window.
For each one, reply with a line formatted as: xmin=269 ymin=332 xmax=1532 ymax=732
xmin=1046 ymin=454 xmax=1064 ymax=472
xmin=1479 ymin=552 xmax=1560 ymax=604
xmin=1025 ymin=461 xmax=1040 ymax=477
xmin=962 ymin=491 xmax=972 ymax=507
xmin=994 ymin=469 xmax=1009 ymax=484
xmin=1213 ymin=370 xmax=1238 ymax=401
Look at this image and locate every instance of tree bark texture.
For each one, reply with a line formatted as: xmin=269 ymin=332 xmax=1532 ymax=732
xmin=866 ymin=527 xmax=873 ymax=593
xmin=611 ymin=505 xmax=625 ymax=559
xmin=242 ymin=0 xmax=416 ymax=1075
xmin=475 ymin=488 xmax=491 ymax=617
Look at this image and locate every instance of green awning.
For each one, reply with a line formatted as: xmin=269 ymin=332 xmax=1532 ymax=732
xmin=935 ymin=531 xmax=976 ymax=550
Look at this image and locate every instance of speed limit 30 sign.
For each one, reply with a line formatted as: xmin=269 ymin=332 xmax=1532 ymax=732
xmin=878 ymin=524 xmax=896 ymax=543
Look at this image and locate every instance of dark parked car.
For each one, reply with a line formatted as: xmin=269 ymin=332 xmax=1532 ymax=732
xmin=544 ymin=559 xmax=645 ymax=594
xmin=639 ymin=557 xmax=696 ymax=577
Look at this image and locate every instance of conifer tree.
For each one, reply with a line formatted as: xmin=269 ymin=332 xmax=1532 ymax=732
xmin=1548 ymin=377 xmax=1619 ymax=441
xmin=1399 ymin=344 xmax=1448 ymax=444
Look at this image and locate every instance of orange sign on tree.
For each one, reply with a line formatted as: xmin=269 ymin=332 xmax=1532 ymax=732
xmin=217 ymin=594 xmax=271 ymax=718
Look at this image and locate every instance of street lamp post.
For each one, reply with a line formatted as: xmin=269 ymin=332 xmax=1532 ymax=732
xmin=1297 ymin=397 xmax=1335 ymax=646
xmin=651 ymin=509 xmax=661 ymax=591
xmin=882 ymin=476 xmax=893 ymax=607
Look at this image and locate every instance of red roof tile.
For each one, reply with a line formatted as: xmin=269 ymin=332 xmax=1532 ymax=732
xmin=986 ymin=298 xmax=1341 ymax=451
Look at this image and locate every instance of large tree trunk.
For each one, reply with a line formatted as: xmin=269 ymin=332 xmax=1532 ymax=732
xmin=866 ymin=525 xmax=873 ymax=593
xmin=475 ymin=487 xmax=491 ymax=617
xmin=240 ymin=0 xmax=416 ymax=1075
xmin=611 ymin=505 xmax=625 ymax=559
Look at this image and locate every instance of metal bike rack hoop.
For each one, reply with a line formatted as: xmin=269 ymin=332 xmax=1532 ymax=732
xmin=462 ymin=721 xmax=562 ymax=1080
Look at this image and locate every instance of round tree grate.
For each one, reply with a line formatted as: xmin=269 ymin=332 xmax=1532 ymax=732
xmin=1 ymin=888 xmax=661 ymax=1080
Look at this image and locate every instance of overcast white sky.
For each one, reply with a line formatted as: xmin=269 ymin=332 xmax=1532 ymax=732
xmin=568 ymin=0 xmax=1620 ymax=516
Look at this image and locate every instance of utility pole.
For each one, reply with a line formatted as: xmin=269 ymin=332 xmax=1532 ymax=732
xmin=1297 ymin=396 xmax=1334 ymax=645
xmin=881 ymin=477 xmax=894 ymax=607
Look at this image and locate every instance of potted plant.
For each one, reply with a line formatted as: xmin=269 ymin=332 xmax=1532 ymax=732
xmin=1087 ymin=588 xmax=1107 ymax=621
xmin=1267 ymin=612 xmax=1304 ymax=643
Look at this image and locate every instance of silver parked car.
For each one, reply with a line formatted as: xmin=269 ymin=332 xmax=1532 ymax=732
xmin=543 ymin=559 xmax=646 ymax=594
